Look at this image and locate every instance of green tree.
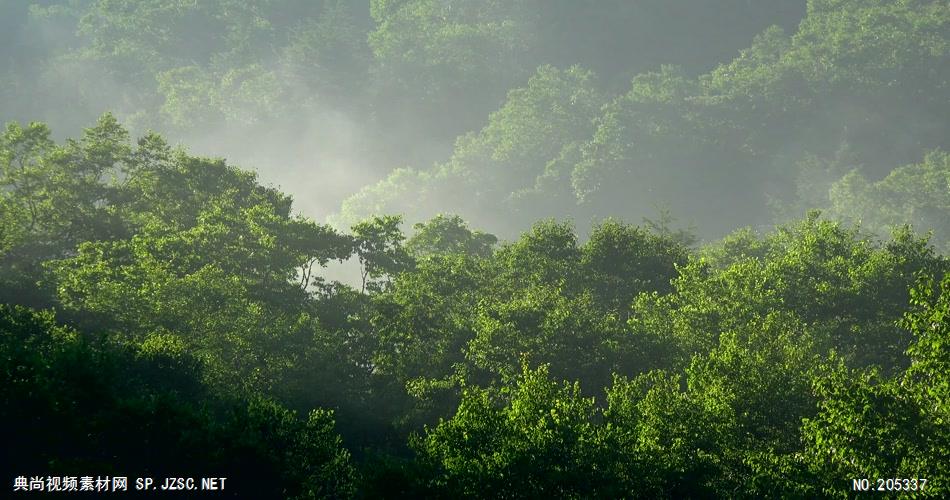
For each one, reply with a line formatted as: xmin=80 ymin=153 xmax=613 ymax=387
xmin=801 ymin=274 xmax=950 ymax=496
xmin=351 ymin=215 xmax=413 ymax=293
xmin=368 ymin=251 xmax=487 ymax=430
xmin=414 ymin=363 xmax=604 ymax=498
xmin=630 ymin=214 xmax=946 ymax=372
xmin=0 ymin=304 xmax=356 ymax=498
xmin=466 ymin=286 xmax=624 ymax=391
xmin=0 ymin=115 xmax=129 ymax=307
xmin=368 ymin=0 xmax=537 ymax=145
xmin=830 ymin=150 xmax=950 ymax=253
xmin=336 ymin=65 xmax=605 ymax=233
xmin=406 ymin=214 xmax=497 ymax=258
xmin=581 ymin=218 xmax=689 ymax=314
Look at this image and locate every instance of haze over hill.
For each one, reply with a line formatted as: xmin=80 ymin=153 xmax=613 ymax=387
xmin=4 ymin=0 xmax=811 ymax=231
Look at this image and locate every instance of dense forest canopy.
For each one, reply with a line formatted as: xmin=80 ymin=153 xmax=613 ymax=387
xmin=2 ymin=0 xmax=949 ymax=497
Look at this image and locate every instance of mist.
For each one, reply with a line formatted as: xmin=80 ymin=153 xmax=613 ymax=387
xmin=2 ymin=0 xmax=820 ymax=238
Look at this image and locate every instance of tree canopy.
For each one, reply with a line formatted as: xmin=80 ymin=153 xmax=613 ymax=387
xmin=2 ymin=1 xmax=949 ymax=497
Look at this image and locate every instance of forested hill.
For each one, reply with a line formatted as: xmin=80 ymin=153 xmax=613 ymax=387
xmin=336 ymin=0 xmax=950 ymax=240
xmin=2 ymin=118 xmax=949 ymax=496
xmin=3 ymin=1 xmax=945 ymax=243
xmin=2 ymin=0 xmax=805 ymax=223
xmin=2 ymin=0 xmax=950 ymax=498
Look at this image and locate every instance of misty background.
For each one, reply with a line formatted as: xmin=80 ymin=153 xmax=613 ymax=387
xmin=1 ymin=0 xmax=947 ymax=248
xmin=1 ymin=2 xmax=804 ymax=223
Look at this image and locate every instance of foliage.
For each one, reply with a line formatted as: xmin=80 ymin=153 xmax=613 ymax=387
xmin=0 ymin=304 xmax=355 ymax=498
xmin=830 ymin=150 xmax=950 ymax=252
xmin=3 ymin=1 xmax=950 ymax=495
xmin=406 ymin=214 xmax=497 ymax=258
xmin=351 ymin=215 xmax=413 ymax=293
xmin=340 ymin=0 xmax=950 ymax=239
xmin=414 ymin=364 xmax=603 ymax=498
xmin=336 ymin=64 xmax=606 ymax=233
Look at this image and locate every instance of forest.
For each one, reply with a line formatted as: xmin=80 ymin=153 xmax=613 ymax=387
xmin=1 ymin=0 xmax=948 ymax=497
